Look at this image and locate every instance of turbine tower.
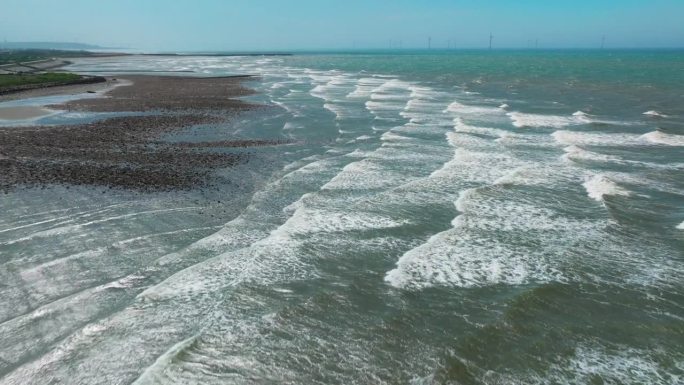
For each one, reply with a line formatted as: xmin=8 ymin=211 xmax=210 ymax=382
xmin=489 ymin=33 xmax=494 ymax=50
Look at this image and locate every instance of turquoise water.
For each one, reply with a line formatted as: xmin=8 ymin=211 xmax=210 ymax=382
xmin=1 ymin=51 xmax=683 ymax=384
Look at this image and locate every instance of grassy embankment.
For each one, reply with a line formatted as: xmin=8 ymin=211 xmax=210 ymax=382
xmin=0 ymin=50 xmax=107 ymax=93
xmin=0 ymin=73 xmax=82 ymax=88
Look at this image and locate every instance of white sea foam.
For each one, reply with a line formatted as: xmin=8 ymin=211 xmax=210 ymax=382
xmin=453 ymin=118 xmax=514 ymax=138
xmin=381 ymin=131 xmax=411 ymax=142
xmin=493 ymin=166 xmax=553 ymax=186
xmin=677 ymin=222 xmax=684 ymax=230
xmin=131 ymin=335 xmax=200 ymax=385
xmin=428 ymin=146 xmax=524 ymax=183
xmin=284 ymin=208 xmax=408 ymax=234
xmin=408 ymin=86 xmax=445 ymax=100
xmin=444 ymin=101 xmax=502 ymax=115
xmin=322 ymin=158 xmax=413 ymax=190
xmin=508 ymin=111 xmax=591 ymax=128
xmin=543 ymin=345 xmax=681 ymax=385
xmin=402 ymin=98 xmax=455 ymax=125
xmin=402 ymin=99 xmax=445 ymax=114
xmin=310 ymin=76 xmax=354 ymax=101
xmin=271 ymin=100 xmax=302 ymax=117
xmin=323 ymin=103 xmax=348 ymax=119
xmin=365 ymin=100 xmax=405 ymax=113
xmin=385 ymin=121 xmax=587 ymax=290
xmin=643 ymin=110 xmax=668 ymax=118
xmin=446 ymin=131 xmax=497 ymax=150
xmin=362 ymin=80 xmax=414 ymax=118
xmin=347 ymin=78 xmax=387 ymax=98
xmin=372 ymin=78 xmax=413 ymax=94
xmin=552 ymin=130 xmax=643 ymax=146
xmin=562 ymin=145 xmax=621 ymax=163
xmin=309 ymin=84 xmax=328 ymax=98
xmin=385 ymin=232 xmax=532 ymax=289
xmin=283 ymin=122 xmax=301 ymax=130
xmin=640 ymin=131 xmax=684 ymax=146
xmin=454 ymin=188 xmax=477 ymax=212
xmin=102 ymin=274 xmax=147 ymax=290
xmin=583 ymin=175 xmax=630 ymax=202
xmin=384 ymin=194 xmax=582 ymax=289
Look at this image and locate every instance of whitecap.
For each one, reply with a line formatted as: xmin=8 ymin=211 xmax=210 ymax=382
xmin=583 ymin=175 xmax=630 ymax=202
xmin=508 ymin=111 xmax=590 ymax=129
xmin=640 ymin=131 xmax=684 ymax=146
xmin=444 ymin=101 xmax=502 ymax=115
xmin=562 ymin=145 xmax=620 ymax=163
xmin=552 ymin=130 xmax=643 ymax=146
xmin=643 ymin=110 xmax=668 ymax=118
xmin=384 ymin=194 xmax=589 ymax=289
xmin=453 ymin=118 xmax=512 ymax=138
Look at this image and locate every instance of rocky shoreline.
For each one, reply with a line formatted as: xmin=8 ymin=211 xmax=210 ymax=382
xmin=0 ymin=75 xmax=287 ymax=191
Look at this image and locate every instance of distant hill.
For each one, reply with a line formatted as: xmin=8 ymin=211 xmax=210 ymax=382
xmin=0 ymin=42 xmax=104 ymax=50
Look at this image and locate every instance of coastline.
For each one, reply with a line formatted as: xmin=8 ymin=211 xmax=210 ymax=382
xmin=0 ymin=75 xmax=106 ymax=96
xmin=0 ymin=74 xmax=284 ymax=191
xmin=0 ymin=77 xmax=121 ymax=102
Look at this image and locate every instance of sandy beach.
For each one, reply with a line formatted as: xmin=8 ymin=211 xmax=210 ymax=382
xmin=0 ymin=75 xmax=285 ymax=191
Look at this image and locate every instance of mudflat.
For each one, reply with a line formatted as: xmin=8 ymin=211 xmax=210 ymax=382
xmin=0 ymin=106 xmax=53 ymax=120
xmin=0 ymin=75 xmax=285 ymax=191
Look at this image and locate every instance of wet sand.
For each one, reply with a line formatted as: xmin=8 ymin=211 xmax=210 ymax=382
xmin=0 ymin=78 xmax=120 ymax=102
xmin=49 ymin=75 xmax=256 ymax=112
xmin=0 ymin=75 xmax=285 ymax=191
xmin=0 ymin=106 xmax=54 ymax=120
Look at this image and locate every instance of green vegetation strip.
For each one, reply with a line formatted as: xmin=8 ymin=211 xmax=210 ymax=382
xmin=0 ymin=49 xmax=96 ymax=65
xmin=0 ymin=73 xmax=83 ymax=88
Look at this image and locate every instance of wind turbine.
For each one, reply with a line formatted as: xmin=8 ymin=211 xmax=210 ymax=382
xmin=489 ymin=33 xmax=494 ymax=50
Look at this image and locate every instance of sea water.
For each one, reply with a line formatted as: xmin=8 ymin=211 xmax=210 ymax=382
xmin=0 ymin=50 xmax=682 ymax=384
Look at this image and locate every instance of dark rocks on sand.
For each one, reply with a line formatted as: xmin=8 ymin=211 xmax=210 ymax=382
xmin=0 ymin=75 xmax=289 ymax=191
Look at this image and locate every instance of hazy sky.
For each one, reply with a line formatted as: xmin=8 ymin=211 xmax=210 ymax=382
xmin=2 ymin=0 xmax=683 ymax=51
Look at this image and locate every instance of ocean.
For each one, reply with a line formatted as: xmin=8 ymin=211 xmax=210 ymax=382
xmin=1 ymin=50 xmax=683 ymax=384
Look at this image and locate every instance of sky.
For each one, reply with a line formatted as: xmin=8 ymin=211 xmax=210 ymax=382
xmin=1 ymin=0 xmax=683 ymax=51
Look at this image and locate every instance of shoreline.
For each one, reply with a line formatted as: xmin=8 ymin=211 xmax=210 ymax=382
xmin=0 ymin=75 xmax=106 ymax=96
xmin=0 ymin=74 xmax=285 ymax=191
xmin=0 ymin=77 xmax=125 ymax=102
